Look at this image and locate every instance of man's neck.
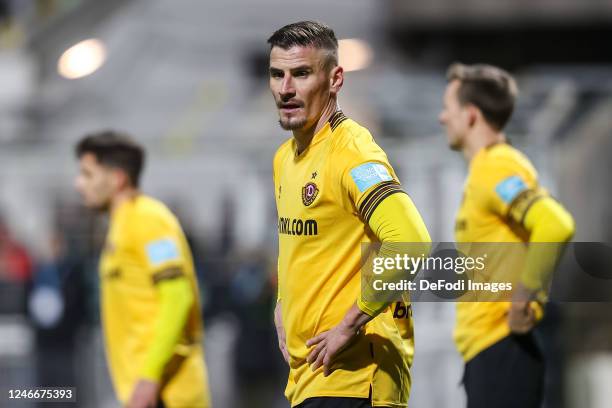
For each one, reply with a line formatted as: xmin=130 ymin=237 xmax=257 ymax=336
xmin=293 ymin=99 xmax=338 ymax=155
xmin=463 ymin=126 xmax=506 ymax=163
xmin=110 ymin=188 xmax=139 ymax=214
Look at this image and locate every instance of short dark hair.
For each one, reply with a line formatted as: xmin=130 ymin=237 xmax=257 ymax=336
xmin=75 ymin=130 xmax=145 ymax=187
xmin=267 ymin=21 xmax=338 ymax=70
xmin=447 ymin=63 xmax=518 ymax=131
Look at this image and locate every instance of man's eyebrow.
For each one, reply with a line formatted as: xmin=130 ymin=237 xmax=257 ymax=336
xmin=290 ymin=65 xmax=313 ymax=72
xmin=269 ymin=67 xmax=284 ymax=75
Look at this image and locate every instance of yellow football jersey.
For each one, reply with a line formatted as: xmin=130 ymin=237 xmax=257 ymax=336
xmin=274 ymin=111 xmax=414 ymax=407
xmin=454 ymin=143 xmax=547 ymax=362
xmin=99 ymin=195 xmax=210 ymax=407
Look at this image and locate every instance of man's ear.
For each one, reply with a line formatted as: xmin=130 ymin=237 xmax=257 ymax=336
xmin=467 ymin=105 xmax=479 ymax=128
xmin=112 ymin=168 xmax=130 ymax=190
xmin=330 ymin=65 xmax=344 ymax=96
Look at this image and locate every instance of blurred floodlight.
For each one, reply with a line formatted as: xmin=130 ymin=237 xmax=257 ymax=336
xmin=339 ymin=38 xmax=373 ymax=72
xmin=57 ymin=38 xmax=106 ymax=79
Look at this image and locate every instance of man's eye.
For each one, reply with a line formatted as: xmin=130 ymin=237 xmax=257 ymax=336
xmin=271 ymin=71 xmax=283 ymax=79
xmin=295 ymin=71 xmax=308 ymax=77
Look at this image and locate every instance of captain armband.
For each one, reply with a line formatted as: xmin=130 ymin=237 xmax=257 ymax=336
xmin=507 ymin=188 xmax=549 ymax=226
xmin=152 ymin=267 xmax=185 ymax=285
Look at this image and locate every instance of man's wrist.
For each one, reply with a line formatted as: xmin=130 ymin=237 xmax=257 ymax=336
xmin=339 ymin=317 xmax=359 ymax=334
xmin=513 ymin=282 xmax=539 ymax=302
xmin=340 ymin=305 xmax=373 ymax=333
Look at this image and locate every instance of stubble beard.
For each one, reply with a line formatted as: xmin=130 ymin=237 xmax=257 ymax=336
xmin=279 ymin=116 xmax=308 ymax=131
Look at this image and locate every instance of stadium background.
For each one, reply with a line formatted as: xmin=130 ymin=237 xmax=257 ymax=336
xmin=0 ymin=0 xmax=611 ymax=407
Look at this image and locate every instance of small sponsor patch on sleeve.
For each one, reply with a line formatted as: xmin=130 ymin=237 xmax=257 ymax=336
xmin=495 ymin=175 xmax=528 ymax=204
xmin=350 ymin=162 xmax=393 ymax=193
xmin=146 ymin=239 xmax=180 ymax=266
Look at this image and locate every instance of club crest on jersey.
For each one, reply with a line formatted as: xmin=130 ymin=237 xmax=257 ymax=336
xmin=302 ymin=182 xmax=319 ymax=206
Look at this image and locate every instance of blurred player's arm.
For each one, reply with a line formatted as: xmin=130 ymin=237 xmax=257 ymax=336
xmin=519 ymin=196 xmax=575 ymax=293
xmin=507 ymin=194 xmax=574 ymax=333
xmin=128 ymin=274 xmax=193 ymax=408
xmin=128 ymin=214 xmax=194 ymax=408
xmin=489 ymin=167 xmax=575 ymax=332
xmin=484 ymin=162 xmax=575 ymax=295
xmin=140 ymin=274 xmax=194 ymax=381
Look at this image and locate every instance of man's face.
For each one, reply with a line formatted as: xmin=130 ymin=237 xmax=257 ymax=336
xmin=269 ymin=45 xmax=334 ymax=132
xmin=75 ymin=153 xmax=117 ymax=211
xmin=439 ymin=80 xmax=470 ymax=150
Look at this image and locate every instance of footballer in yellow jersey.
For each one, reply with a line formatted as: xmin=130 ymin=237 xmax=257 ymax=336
xmin=439 ymin=63 xmax=574 ymax=408
xmin=75 ymin=131 xmax=210 ymax=408
xmin=268 ymin=22 xmax=431 ymax=408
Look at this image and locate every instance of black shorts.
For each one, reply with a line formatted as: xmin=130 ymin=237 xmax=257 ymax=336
xmin=463 ymin=333 xmax=545 ymax=408
xmin=295 ymin=397 xmax=372 ymax=408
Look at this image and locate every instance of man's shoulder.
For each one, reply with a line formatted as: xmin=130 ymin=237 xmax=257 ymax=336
xmin=333 ymin=116 xmax=372 ymax=141
xmin=330 ymin=117 xmax=378 ymax=154
xmin=129 ymin=195 xmax=178 ymax=227
xmin=475 ymin=143 xmax=537 ymax=177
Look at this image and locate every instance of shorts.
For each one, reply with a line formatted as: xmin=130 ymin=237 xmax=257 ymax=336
xmin=463 ymin=332 xmax=544 ymax=408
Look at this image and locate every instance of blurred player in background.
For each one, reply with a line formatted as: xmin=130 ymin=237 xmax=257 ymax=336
xmin=439 ymin=63 xmax=575 ymax=408
xmin=74 ymin=131 xmax=210 ymax=408
xmin=269 ymin=21 xmax=431 ymax=408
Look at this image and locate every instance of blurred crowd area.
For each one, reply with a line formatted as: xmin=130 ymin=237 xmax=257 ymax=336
xmin=1 ymin=0 xmax=612 ymax=407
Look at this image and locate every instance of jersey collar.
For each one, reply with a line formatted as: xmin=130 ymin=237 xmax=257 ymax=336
xmin=293 ymin=110 xmax=347 ymax=158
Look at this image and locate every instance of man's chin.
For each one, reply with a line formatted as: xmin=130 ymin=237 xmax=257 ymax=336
xmin=279 ymin=117 xmax=307 ymax=131
xmin=449 ymin=142 xmax=462 ymax=151
xmin=448 ymin=138 xmax=462 ymax=151
xmin=84 ymin=200 xmax=110 ymax=213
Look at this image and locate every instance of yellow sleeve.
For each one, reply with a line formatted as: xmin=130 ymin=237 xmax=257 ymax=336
xmin=520 ymin=196 xmax=575 ymax=292
xmin=474 ymin=158 xmax=542 ymax=220
xmin=137 ymin=215 xmax=186 ymax=283
xmin=476 ymin=156 xmax=575 ymax=296
xmin=134 ymin=211 xmax=193 ymax=381
xmin=357 ymin=192 xmax=432 ymax=317
xmin=332 ymin=130 xmax=410 ymax=316
xmin=140 ymin=278 xmax=194 ymax=381
xmin=334 ymin=129 xmax=400 ymax=215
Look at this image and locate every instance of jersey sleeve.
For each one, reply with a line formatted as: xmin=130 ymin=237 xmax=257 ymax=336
xmin=336 ymin=131 xmax=404 ymax=223
xmin=134 ymin=212 xmax=186 ymax=285
xmin=475 ymin=158 xmax=548 ymax=226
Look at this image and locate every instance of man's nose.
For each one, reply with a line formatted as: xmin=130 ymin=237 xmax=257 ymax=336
xmin=438 ymin=111 xmax=446 ymax=125
xmin=280 ymin=76 xmax=295 ymax=97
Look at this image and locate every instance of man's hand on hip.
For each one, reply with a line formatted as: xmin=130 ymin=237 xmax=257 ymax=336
xmin=508 ymin=301 xmax=536 ymax=334
xmin=306 ymin=303 xmax=374 ymax=377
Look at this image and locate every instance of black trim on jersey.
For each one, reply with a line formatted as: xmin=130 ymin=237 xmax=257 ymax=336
xmin=152 ymin=267 xmax=185 ymax=284
xmin=508 ymin=188 xmax=548 ymax=226
xmin=358 ymin=181 xmax=400 ymax=221
xmin=329 ymin=110 xmax=348 ymax=131
xmin=358 ymin=181 xmax=405 ymax=223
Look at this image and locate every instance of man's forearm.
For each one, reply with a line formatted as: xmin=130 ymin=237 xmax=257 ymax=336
xmin=140 ymin=277 xmax=194 ymax=381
